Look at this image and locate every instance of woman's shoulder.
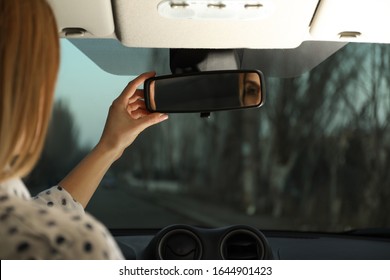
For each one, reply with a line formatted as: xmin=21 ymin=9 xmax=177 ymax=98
xmin=0 ymin=190 xmax=123 ymax=259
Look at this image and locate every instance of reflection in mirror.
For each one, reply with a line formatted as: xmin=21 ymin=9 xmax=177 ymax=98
xmin=144 ymin=70 xmax=264 ymax=113
xmin=240 ymin=72 xmax=262 ymax=107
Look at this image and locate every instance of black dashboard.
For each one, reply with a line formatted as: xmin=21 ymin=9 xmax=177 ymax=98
xmin=112 ymin=225 xmax=390 ymax=260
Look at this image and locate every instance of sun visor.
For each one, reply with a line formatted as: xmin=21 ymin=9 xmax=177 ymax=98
xmin=310 ymin=0 xmax=390 ymax=43
xmin=47 ymin=0 xmax=115 ymax=37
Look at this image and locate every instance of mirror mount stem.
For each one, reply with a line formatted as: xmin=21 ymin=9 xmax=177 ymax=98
xmin=200 ymin=112 xmax=211 ymax=119
xmin=170 ymin=49 xmax=243 ymax=74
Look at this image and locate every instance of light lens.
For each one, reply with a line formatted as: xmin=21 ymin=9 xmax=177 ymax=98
xmin=158 ymin=0 xmax=274 ymax=20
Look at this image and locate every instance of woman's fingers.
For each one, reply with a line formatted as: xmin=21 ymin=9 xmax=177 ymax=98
xmin=137 ymin=113 xmax=169 ymax=131
xmin=118 ymin=72 xmax=155 ymax=106
xmin=127 ymin=99 xmax=146 ymax=113
xmin=128 ymin=90 xmax=144 ymax=104
xmin=130 ymin=108 xmax=151 ymax=119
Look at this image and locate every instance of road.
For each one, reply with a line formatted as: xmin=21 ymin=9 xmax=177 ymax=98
xmin=86 ymin=183 xmax=293 ymax=230
xmin=86 ymin=185 xmax=202 ymax=228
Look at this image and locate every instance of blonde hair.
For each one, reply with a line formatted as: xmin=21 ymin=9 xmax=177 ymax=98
xmin=0 ymin=0 xmax=59 ymax=182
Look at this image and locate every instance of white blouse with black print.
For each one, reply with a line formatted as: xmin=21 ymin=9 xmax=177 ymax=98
xmin=0 ymin=178 xmax=124 ymax=259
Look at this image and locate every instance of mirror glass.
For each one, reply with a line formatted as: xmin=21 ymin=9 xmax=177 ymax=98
xmin=144 ymin=70 xmax=264 ymax=113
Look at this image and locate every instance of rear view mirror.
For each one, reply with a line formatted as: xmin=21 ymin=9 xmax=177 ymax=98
xmin=144 ymin=70 xmax=265 ymax=113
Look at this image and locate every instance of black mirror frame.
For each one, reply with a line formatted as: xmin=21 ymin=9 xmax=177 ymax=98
xmin=144 ymin=69 xmax=266 ymax=114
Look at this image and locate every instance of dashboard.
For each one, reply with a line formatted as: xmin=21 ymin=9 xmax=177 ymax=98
xmin=112 ymin=225 xmax=390 ymax=260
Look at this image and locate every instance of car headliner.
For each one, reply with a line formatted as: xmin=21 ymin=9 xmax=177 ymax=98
xmin=47 ymin=0 xmax=390 ymax=77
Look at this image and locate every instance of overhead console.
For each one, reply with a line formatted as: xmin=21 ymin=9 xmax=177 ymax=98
xmin=112 ymin=0 xmax=319 ymax=49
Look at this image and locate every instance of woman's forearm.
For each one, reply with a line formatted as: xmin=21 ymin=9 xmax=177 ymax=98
xmin=59 ymin=143 xmax=120 ymax=208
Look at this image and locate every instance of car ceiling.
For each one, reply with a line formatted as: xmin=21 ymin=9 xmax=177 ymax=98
xmin=46 ymin=0 xmax=390 ymax=77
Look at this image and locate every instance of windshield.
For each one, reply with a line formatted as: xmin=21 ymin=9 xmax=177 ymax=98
xmin=26 ymin=39 xmax=390 ymax=232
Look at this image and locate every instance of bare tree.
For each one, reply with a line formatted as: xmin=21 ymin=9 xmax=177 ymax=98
xmin=25 ymin=100 xmax=86 ymax=192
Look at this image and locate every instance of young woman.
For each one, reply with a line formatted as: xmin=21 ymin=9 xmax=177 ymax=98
xmin=0 ymin=0 xmax=168 ymax=259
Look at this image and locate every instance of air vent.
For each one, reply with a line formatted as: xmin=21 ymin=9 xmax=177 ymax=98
xmin=220 ymin=229 xmax=265 ymax=260
xmin=158 ymin=229 xmax=202 ymax=260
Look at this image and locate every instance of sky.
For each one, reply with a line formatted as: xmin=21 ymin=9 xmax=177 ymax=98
xmin=55 ymin=40 xmax=136 ymax=148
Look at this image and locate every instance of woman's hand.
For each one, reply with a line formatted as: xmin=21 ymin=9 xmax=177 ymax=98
xmin=97 ymin=72 xmax=168 ymax=159
xmin=59 ymin=72 xmax=168 ymax=207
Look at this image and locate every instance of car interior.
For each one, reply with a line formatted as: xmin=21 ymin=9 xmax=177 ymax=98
xmin=36 ymin=0 xmax=390 ymax=259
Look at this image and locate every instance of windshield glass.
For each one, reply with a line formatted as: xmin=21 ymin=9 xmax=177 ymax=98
xmin=26 ymin=39 xmax=390 ymax=232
